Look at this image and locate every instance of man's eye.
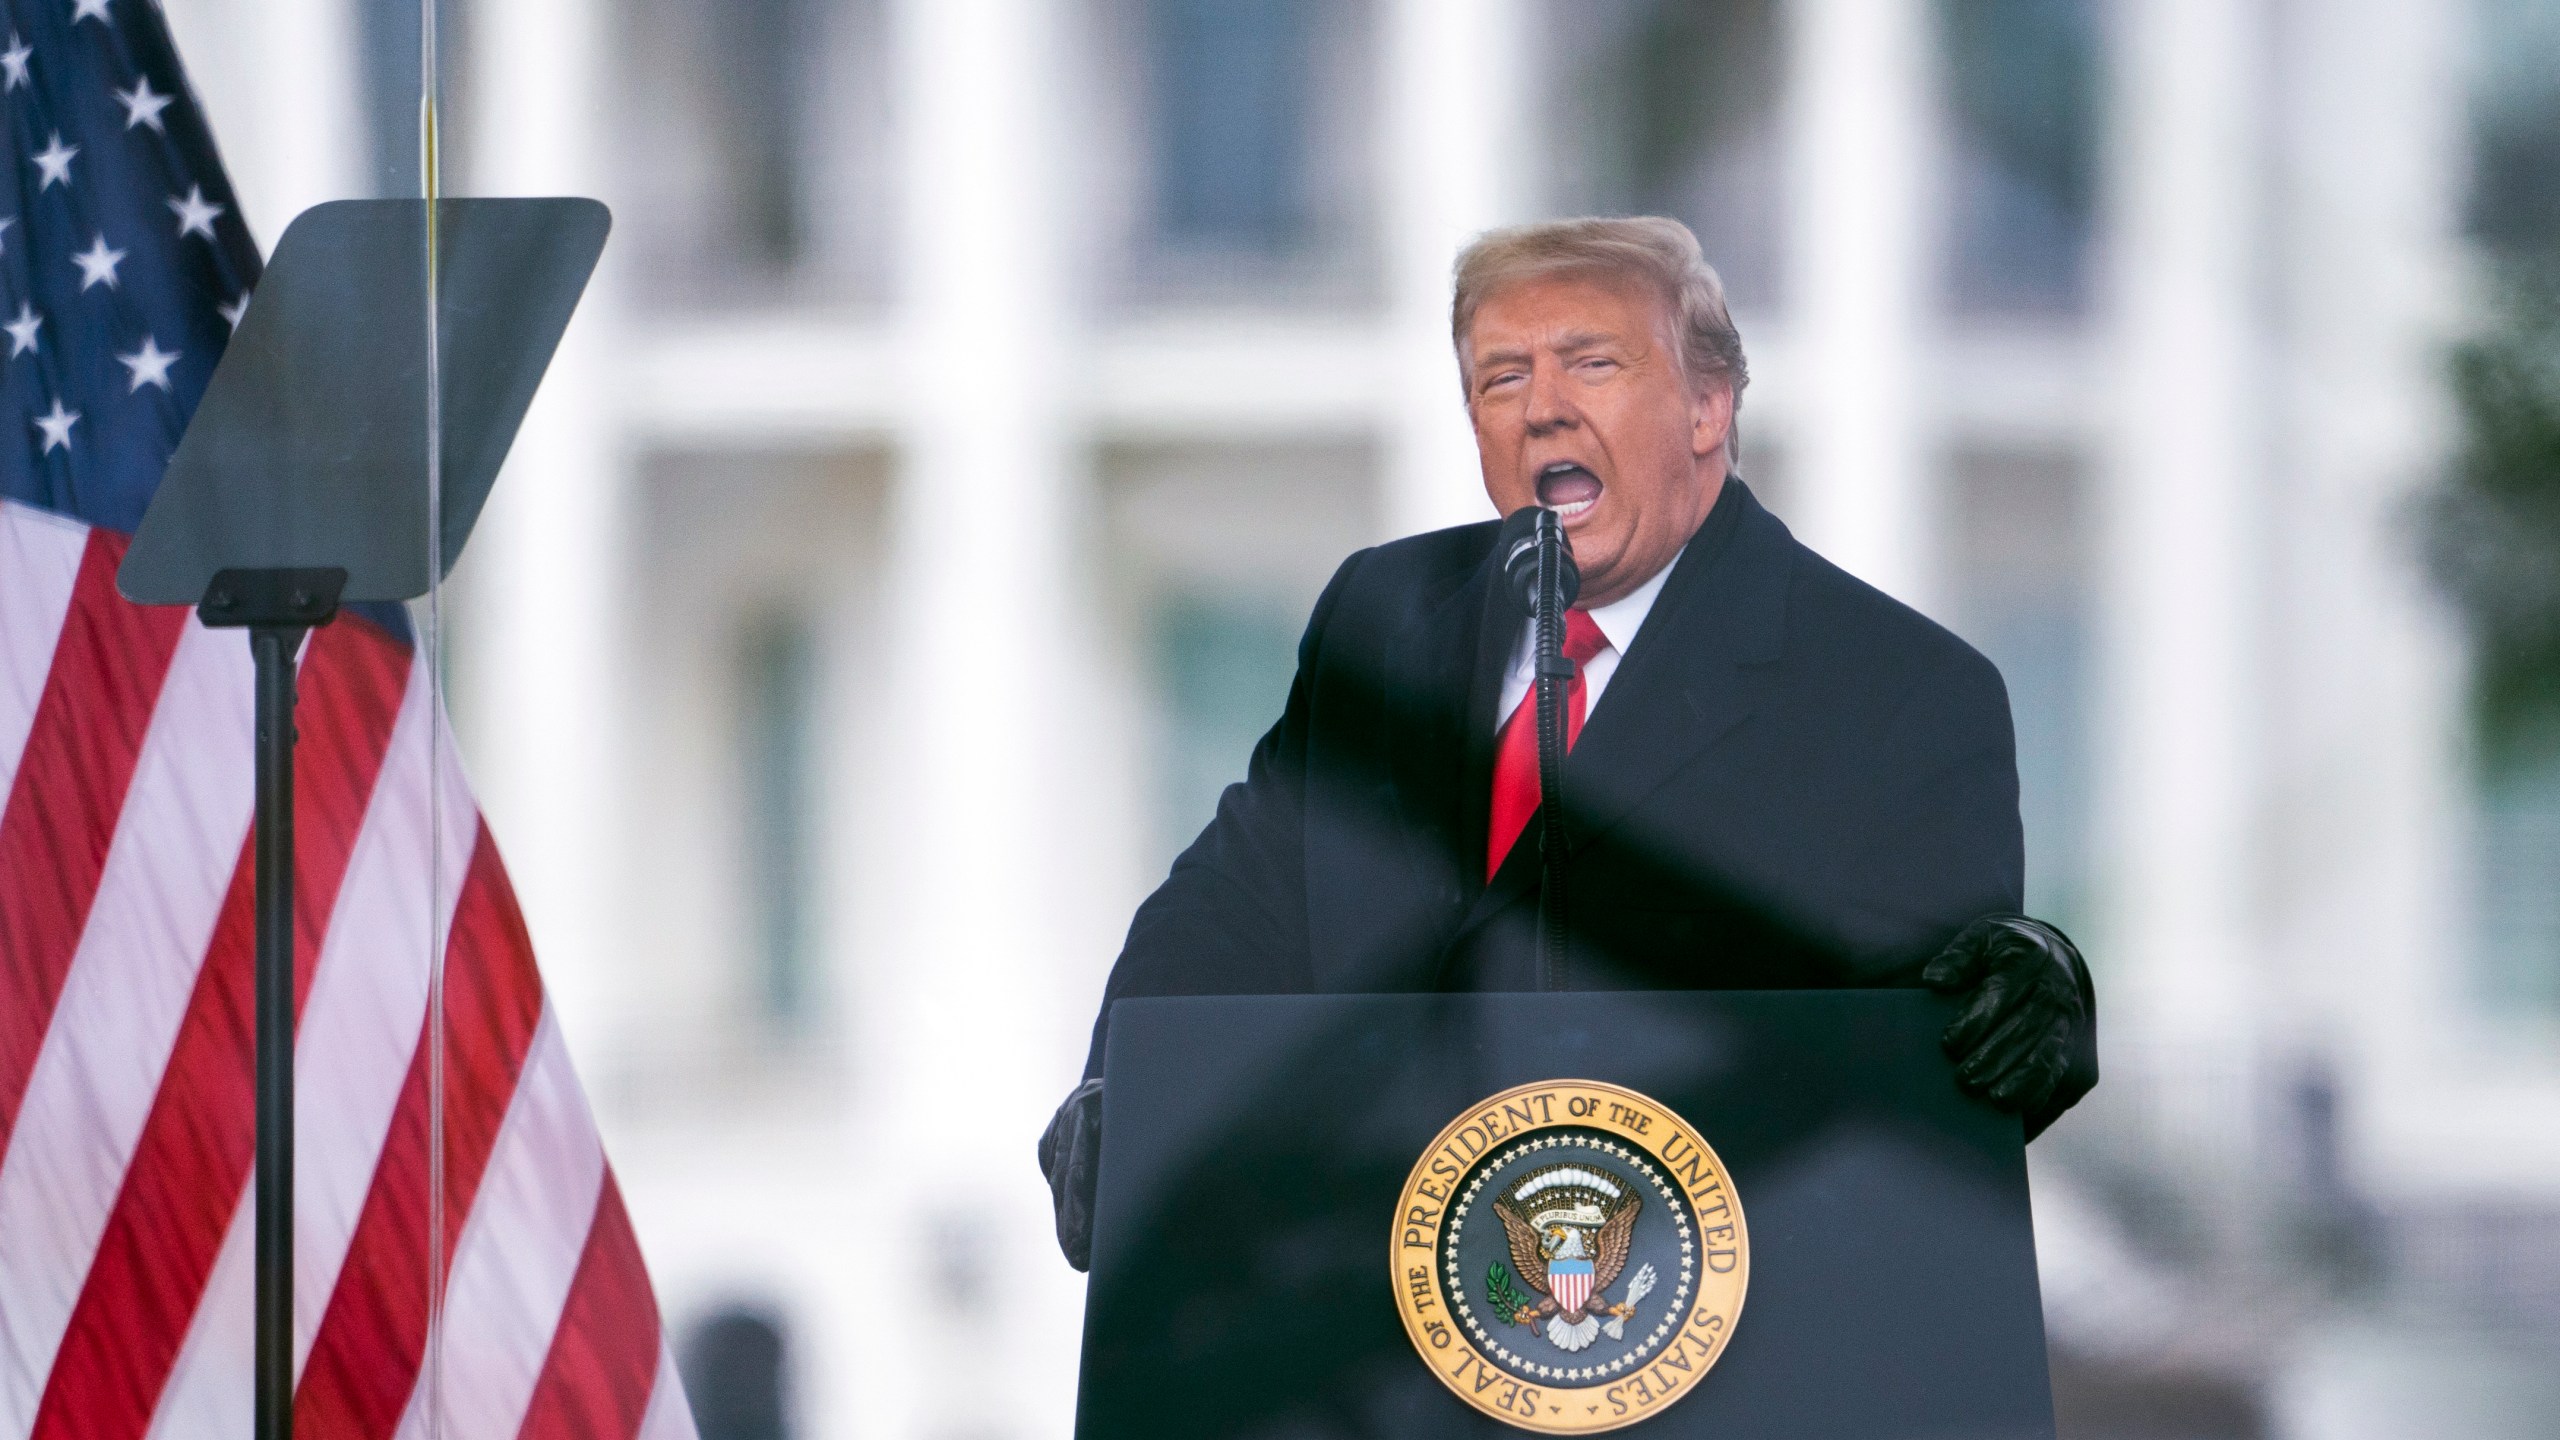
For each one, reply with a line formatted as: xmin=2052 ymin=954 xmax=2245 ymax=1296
xmin=1483 ymin=371 xmax=1525 ymax=392
xmin=1576 ymin=357 xmax=1619 ymax=376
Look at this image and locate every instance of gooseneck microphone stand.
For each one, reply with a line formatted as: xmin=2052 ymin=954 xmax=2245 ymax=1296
xmin=1501 ymin=507 xmax=1581 ymax=991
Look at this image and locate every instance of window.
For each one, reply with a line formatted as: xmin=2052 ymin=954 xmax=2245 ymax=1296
xmin=2477 ymin=753 xmax=2560 ymax=1014
xmin=1936 ymin=0 xmax=2103 ymax=316
xmin=1945 ymin=452 xmax=2093 ymax=930
xmin=679 ymin=1306 xmax=793 ymax=1440
xmin=1148 ymin=0 xmax=1318 ymax=256
xmin=1154 ymin=593 xmax=1302 ymax=857
xmin=1099 ymin=442 xmax=1377 ymax=869
xmin=2443 ymin=3 xmax=2560 ymax=1018
xmin=704 ymin=0 xmax=817 ymax=275
xmin=741 ymin=612 xmax=818 ymax=1026
xmin=1103 ymin=0 xmax=1377 ymax=303
xmin=617 ymin=0 xmax=890 ymax=304
xmin=1541 ymin=0 xmax=1788 ymax=311
xmin=2469 ymin=0 xmax=2560 ymax=255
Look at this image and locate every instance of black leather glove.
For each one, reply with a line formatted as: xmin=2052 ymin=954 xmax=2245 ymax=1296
xmin=1922 ymin=914 xmax=2088 ymax=1120
xmin=1037 ymin=1078 xmax=1103 ymax=1272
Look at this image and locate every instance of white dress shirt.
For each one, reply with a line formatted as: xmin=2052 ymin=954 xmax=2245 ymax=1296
xmin=1494 ymin=556 xmax=1675 ymax=734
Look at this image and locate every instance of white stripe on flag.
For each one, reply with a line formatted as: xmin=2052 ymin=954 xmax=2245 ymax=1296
xmin=292 ymin=660 xmax=465 ymax=1364
xmin=143 ymin=1182 xmax=254 ymax=1440
xmin=392 ymin=1009 xmax=605 ymax=1440
xmin=142 ymin=662 xmax=472 ymax=1437
xmin=0 ymin=501 xmax=88 ymax=807
xmin=634 ymin=1342 xmax=695 ymax=1440
xmin=0 ymin=621 xmax=253 ymax=1433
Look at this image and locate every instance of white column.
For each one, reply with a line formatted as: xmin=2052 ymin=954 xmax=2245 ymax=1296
xmin=1379 ymin=0 xmax=1529 ymax=540
xmin=2263 ymin=1 xmax=2510 ymax=1176
xmin=456 ymin=0 xmax=630 ymax=1079
xmin=1782 ymin=0 xmax=1937 ymax=610
xmin=870 ymin=0 xmax=1083 ymax=1434
xmin=2091 ymin=0 xmax=2264 ymax=1132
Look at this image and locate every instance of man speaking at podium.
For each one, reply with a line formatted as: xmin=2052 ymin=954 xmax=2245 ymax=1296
xmin=1041 ymin=217 xmax=2097 ymax=1270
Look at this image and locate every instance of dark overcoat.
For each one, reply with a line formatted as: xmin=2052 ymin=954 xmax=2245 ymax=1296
xmin=1082 ymin=479 xmax=2098 ymax=1134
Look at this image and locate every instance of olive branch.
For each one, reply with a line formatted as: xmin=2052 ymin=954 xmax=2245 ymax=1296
xmin=1486 ymin=1260 xmax=1536 ymax=1324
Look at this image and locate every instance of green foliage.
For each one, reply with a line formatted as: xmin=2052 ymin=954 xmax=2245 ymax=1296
xmin=2426 ymin=259 xmax=2560 ymax=765
xmin=1486 ymin=1260 xmax=1536 ymax=1324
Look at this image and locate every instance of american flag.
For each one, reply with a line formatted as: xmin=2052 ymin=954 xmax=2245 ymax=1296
xmin=0 ymin=4 xmax=694 ymax=1438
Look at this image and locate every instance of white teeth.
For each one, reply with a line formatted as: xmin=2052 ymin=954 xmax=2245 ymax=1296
xmin=1555 ymin=498 xmax=1595 ymax=518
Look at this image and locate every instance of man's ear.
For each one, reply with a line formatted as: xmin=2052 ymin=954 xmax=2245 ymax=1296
xmin=1690 ymin=380 xmax=1735 ymax=460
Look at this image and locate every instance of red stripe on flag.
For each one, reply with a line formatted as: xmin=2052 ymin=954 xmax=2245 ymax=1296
xmin=0 ymin=532 xmax=186 ymax=1152
xmin=27 ymin=620 xmax=411 ymax=1440
xmin=513 ymin=1172 xmax=663 ymax=1440
xmin=294 ymin=820 xmax=546 ymax=1440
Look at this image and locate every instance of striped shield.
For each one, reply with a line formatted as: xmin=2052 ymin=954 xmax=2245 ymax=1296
xmin=1548 ymin=1258 xmax=1595 ymax=1316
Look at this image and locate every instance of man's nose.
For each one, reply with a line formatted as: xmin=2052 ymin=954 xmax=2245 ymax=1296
xmin=1523 ymin=361 xmax=1576 ymax=434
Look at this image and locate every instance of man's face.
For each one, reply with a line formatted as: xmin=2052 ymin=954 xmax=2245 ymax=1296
xmin=1465 ymin=273 xmax=1732 ymax=608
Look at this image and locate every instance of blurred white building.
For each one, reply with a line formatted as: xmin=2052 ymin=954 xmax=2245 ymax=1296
xmin=164 ymin=1 xmax=2560 ymax=1437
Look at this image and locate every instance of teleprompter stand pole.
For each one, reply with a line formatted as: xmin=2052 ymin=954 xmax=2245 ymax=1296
xmin=199 ymin=567 xmax=345 ymax=1440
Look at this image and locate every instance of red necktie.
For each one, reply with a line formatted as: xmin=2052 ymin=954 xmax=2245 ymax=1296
xmin=1487 ymin=609 xmax=1611 ymax=880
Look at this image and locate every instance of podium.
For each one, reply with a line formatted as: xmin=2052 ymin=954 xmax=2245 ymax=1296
xmin=1076 ymin=991 xmax=2056 ymax=1438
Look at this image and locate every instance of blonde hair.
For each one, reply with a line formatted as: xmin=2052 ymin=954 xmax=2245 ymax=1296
xmin=1450 ymin=216 xmax=1749 ymax=420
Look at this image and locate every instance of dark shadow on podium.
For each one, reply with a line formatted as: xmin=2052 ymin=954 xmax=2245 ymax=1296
xmin=1078 ymin=990 xmax=2055 ymax=1439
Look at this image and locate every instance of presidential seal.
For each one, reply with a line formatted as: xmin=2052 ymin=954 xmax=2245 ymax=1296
xmin=1391 ymin=1080 xmax=1747 ymax=1433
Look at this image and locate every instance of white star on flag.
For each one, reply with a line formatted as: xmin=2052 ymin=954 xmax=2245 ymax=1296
xmin=72 ymin=0 xmax=114 ymax=24
xmin=115 ymin=76 xmax=172 ymax=133
xmin=0 ymin=33 xmax=28 ymax=91
xmin=72 ymin=233 xmax=126 ymax=290
xmin=218 ymin=292 xmax=248 ymax=330
xmin=6 ymin=302 xmax=40 ymax=357
xmin=0 ymin=217 xmax=13 ymax=256
xmin=33 ymin=397 xmax=78 ymax=452
xmin=117 ymin=335 xmax=178 ymax=391
xmin=31 ymin=133 xmax=77 ymax=189
xmin=167 ymin=185 xmax=221 ymax=240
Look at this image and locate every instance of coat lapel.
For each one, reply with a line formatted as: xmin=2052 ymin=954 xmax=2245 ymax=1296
xmin=1561 ymin=480 xmax=1791 ymax=853
xmin=1383 ymin=538 xmax=1511 ymax=909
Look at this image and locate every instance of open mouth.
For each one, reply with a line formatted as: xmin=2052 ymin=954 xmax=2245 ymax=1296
xmin=1536 ymin=462 xmax=1602 ymax=521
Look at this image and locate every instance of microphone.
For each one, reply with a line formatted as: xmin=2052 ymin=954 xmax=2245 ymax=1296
xmin=1498 ymin=506 xmax=1580 ymax=617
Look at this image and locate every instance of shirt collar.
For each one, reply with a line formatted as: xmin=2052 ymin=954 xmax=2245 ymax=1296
xmin=1580 ymin=554 xmax=1673 ymax=655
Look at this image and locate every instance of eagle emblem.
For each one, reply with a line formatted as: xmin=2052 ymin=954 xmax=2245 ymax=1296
xmin=1488 ymin=1165 xmax=1659 ymax=1353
